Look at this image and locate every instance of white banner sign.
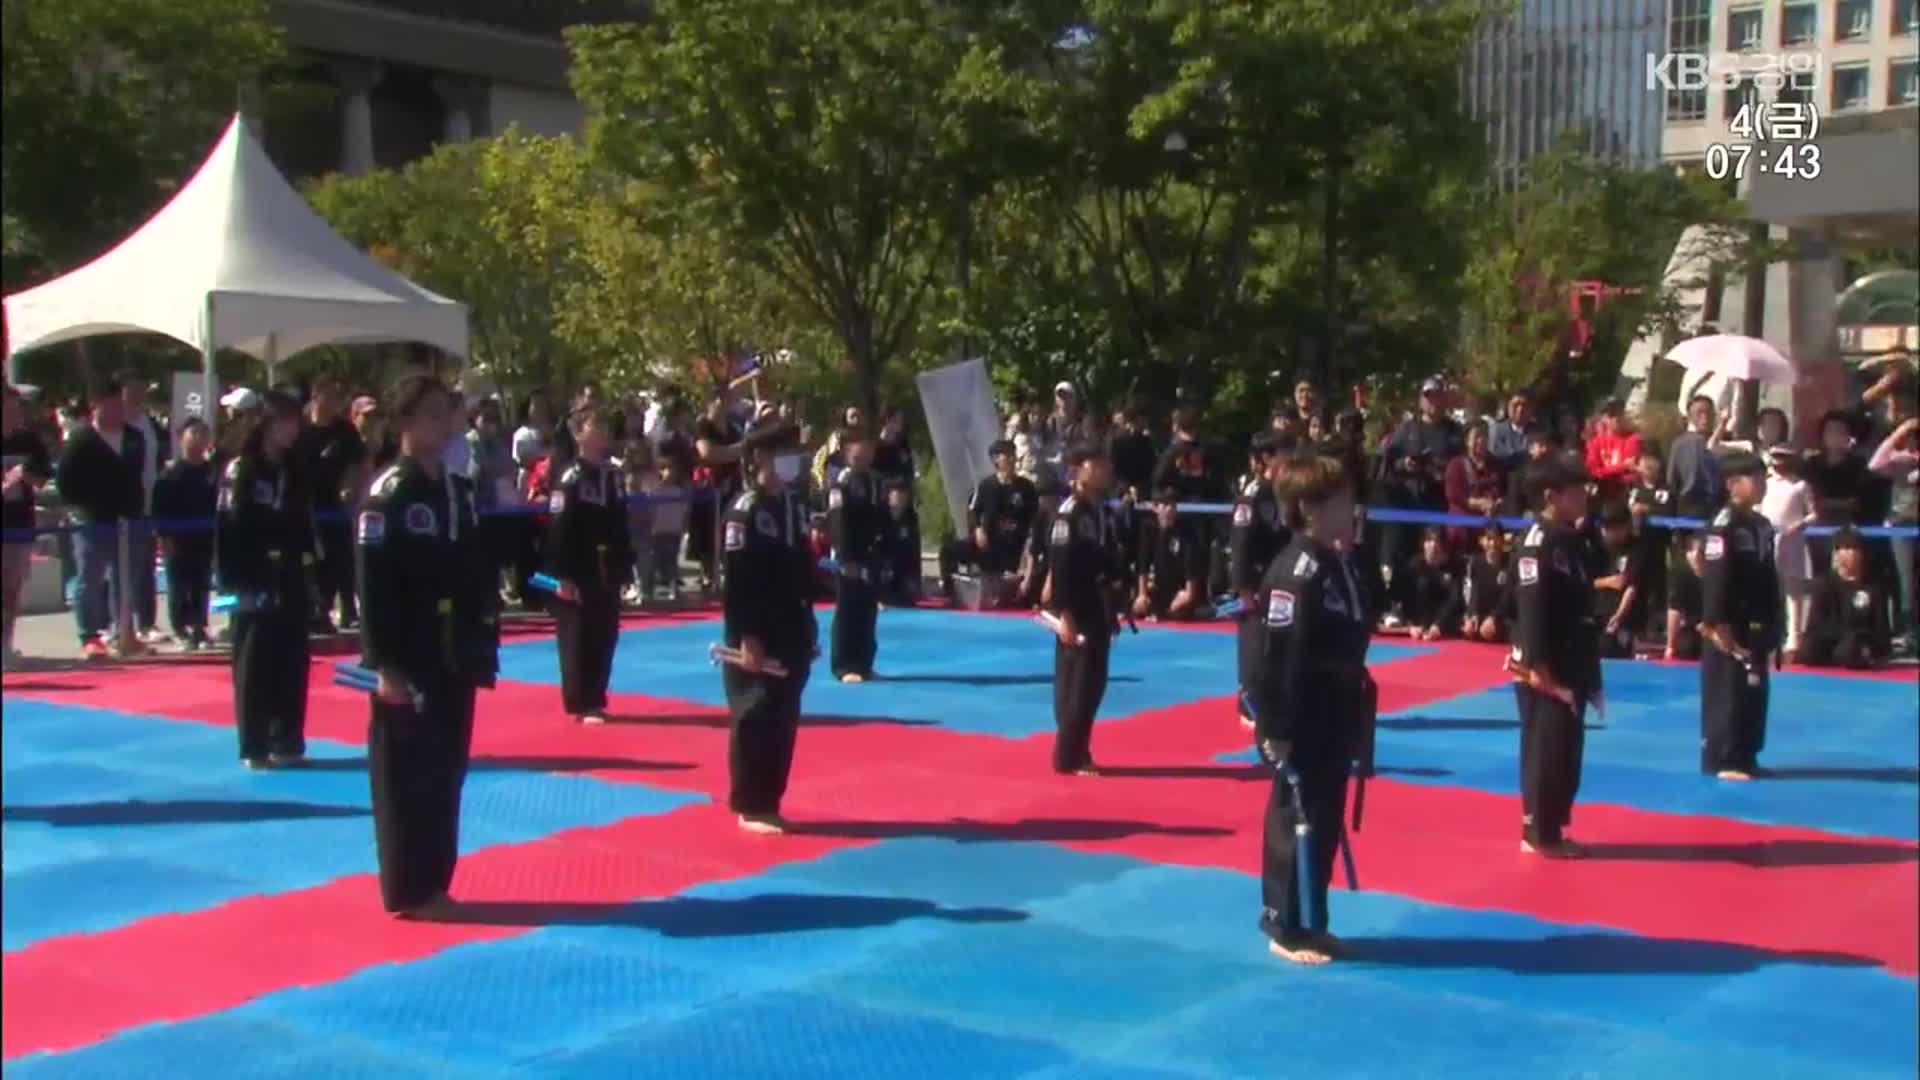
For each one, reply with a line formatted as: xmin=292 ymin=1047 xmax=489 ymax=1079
xmin=915 ymin=358 xmax=1002 ymax=533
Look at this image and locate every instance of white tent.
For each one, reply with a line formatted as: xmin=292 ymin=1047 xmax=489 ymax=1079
xmin=3 ymin=113 xmax=468 ymax=427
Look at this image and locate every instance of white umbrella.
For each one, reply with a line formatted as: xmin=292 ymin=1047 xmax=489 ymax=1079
xmin=1663 ymin=334 xmax=1796 ymax=385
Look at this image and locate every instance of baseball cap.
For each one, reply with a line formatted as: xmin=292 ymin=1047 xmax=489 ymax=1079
xmin=1420 ymin=376 xmax=1447 ymax=395
xmin=1053 ymin=381 xmax=1076 ymax=397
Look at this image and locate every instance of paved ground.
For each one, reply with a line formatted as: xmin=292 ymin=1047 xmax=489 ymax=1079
xmin=3 ymin=606 xmax=1916 ymax=1078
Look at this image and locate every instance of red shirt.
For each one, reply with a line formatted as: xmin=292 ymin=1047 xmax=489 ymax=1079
xmin=1585 ymin=428 xmax=1642 ymax=490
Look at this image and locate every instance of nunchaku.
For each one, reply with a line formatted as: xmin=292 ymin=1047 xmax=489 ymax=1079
xmin=1241 ymin=692 xmax=1360 ymax=893
xmin=527 ymin=572 xmax=568 ymax=601
xmin=1502 ymin=654 xmax=1575 ymax=707
xmin=1212 ymin=594 xmax=1247 ymax=619
xmin=1033 ymin=610 xmax=1087 ymax=646
xmin=707 ymin=643 xmax=790 ymax=678
xmin=332 ymin=661 xmax=425 ymax=710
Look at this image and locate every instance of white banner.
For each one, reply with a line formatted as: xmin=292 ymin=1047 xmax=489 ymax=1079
xmin=915 ymin=358 xmax=1002 ymax=532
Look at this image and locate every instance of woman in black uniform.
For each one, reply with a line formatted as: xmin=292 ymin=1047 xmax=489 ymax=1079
xmin=1249 ymin=452 xmax=1370 ymax=965
xmin=215 ymin=390 xmax=315 ymax=769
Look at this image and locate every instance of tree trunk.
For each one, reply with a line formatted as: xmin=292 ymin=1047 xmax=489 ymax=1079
xmin=846 ymin=306 xmax=881 ymax=421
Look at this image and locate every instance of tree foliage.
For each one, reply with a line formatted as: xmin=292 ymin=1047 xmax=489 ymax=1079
xmin=1453 ymin=145 xmax=1755 ymax=405
xmin=1 ymin=0 xmax=285 ymax=289
xmin=569 ymin=0 xmax=1020 ymax=417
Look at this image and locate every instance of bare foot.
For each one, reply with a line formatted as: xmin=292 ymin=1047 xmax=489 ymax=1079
xmin=1307 ymin=931 xmax=1347 ymax=957
xmin=1239 ymin=716 xmax=1255 ymax=731
xmin=839 ymin=673 xmax=864 ymax=684
xmin=1716 ymin=769 xmax=1753 ymax=782
xmin=394 ymin=892 xmax=456 ymax=920
xmin=1269 ymin=939 xmax=1333 ymax=965
xmin=577 ymin=713 xmax=607 ymax=725
xmin=1073 ymin=764 xmax=1099 ymax=777
xmin=738 ymin=814 xmax=785 ymax=834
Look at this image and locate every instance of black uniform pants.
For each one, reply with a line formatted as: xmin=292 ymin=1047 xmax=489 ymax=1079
xmin=1700 ymin=647 xmax=1768 ymax=773
xmin=831 ymin=576 xmax=879 ymax=677
xmin=1052 ymin=630 xmax=1111 ymax=772
xmin=939 ymin=538 xmax=1018 ymax=586
xmin=316 ymin=518 xmax=355 ymax=623
xmin=1800 ymin=630 xmax=1875 ymax=669
xmin=1515 ymin=684 xmax=1585 ymax=844
xmin=165 ymin=549 xmax=212 ymax=637
xmin=368 ymin=680 xmax=476 ymax=911
xmin=231 ymin=607 xmax=310 ymax=760
xmin=1235 ymin=616 xmax=1260 ymax=720
xmin=554 ymin=587 xmax=621 ymax=715
xmin=1259 ymin=748 xmax=1351 ymax=941
xmin=723 ymin=661 xmax=809 ymax=816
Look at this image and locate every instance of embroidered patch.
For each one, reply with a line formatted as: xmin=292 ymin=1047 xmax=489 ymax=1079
xmin=724 ymin=520 xmax=745 ymax=551
xmin=1853 ymin=589 xmax=1871 ymax=611
xmin=1323 ymin=587 xmax=1347 ymax=616
xmin=404 ymin=504 xmax=436 ymax=536
xmin=1266 ymin=589 xmax=1297 ymax=627
xmin=1517 ymin=557 xmax=1539 ymax=585
xmin=756 ymin=510 xmax=778 ymax=539
xmin=1050 ymin=519 xmax=1069 ymax=545
xmin=1262 ymin=503 xmax=1281 ymax=527
xmin=1705 ymin=535 xmax=1725 ymax=560
xmin=1732 ymin=528 xmax=1756 ymax=552
xmin=1232 ymin=502 xmax=1252 ymax=526
xmin=357 ymin=510 xmax=386 ymax=545
xmin=549 ymin=490 xmax=567 ymax=513
xmin=1077 ymin=513 xmax=1100 ymax=541
xmin=829 ymin=488 xmax=844 ymax=509
xmin=1551 ymin=548 xmax=1570 ymax=574
xmin=1169 ymin=538 xmax=1182 ymax=555
xmin=1655 ymin=490 xmax=1670 ymax=504
xmin=1293 ymin=552 xmax=1317 ymax=577
xmin=253 ymin=481 xmax=275 ymax=505
xmin=580 ymin=479 xmax=605 ymax=506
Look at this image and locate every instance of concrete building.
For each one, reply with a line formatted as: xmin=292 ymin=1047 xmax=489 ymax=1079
xmin=1620 ymin=0 xmax=1918 ymax=428
xmin=258 ymin=0 xmax=645 ymax=180
xmin=1462 ymin=0 xmax=1669 ymax=191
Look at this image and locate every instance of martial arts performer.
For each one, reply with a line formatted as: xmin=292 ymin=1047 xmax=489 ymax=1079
xmin=720 ymin=422 xmax=818 ymax=832
xmin=545 ymin=406 xmax=633 ymax=724
xmin=356 ymin=373 xmax=500 ymax=918
xmin=1249 ymin=452 xmax=1369 ymax=964
xmin=215 ymin=390 xmax=315 ymax=769
xmin=1046 ymin=442 xmax=1123 ymax=775
xmin=1509 ymin=453 xmax=1601 ymax=857
xmin=1229 ymin=436 xmax=1289 ymax=729
xmin=828 ymin=426 xmax=885 ymax=682
xmin=1698 ymin=451 xmax=1780 ymax=780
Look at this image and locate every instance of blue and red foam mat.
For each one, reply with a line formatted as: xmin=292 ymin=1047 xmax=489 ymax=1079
xmin=4 ymin=607 xmax=1915 ymax=1077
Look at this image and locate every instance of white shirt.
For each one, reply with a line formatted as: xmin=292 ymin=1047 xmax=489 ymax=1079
xmin=1760 ymin=472 xmax=1813 ymax=580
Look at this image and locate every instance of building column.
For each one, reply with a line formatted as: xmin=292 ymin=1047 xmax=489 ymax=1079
xmin=333 ymin=59 xmax=384 ymax=176
xmin=1762 ymin=225 xmax=1846 ymax=434
xmin=433 ymin=76 xmax=491 ymax=144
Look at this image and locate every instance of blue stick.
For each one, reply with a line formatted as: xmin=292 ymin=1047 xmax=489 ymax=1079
xmin=1213 ymin=594 xmax=1245 ymax=619
xmin=211 ymin=593 xmax=237 ymax=612
xmin=528 ymin=573 xmax=563 ymax=594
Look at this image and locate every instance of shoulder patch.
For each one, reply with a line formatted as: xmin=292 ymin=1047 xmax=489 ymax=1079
xmin=404 ymin=504 xmax=437 ymax=536
xmin=357 ymin=510 xmax=386 ymax=546
xmin=724 ymin=519 xmax=746 ymax=551
xmin=371 ymin=466 xmax=401 ymax=497
xmin=1266 ymin=589 xmax=1297 ymax=628
xmin=1293 ymin=551 xmax=1317 ymax=577
xmin=1517 ymin=556 xmax=1539 ymax=585
xmin=1704 ymin=534 xmax=1725 ymax=561
xmin=1232 ymin=502 xmax=1253 ymax=527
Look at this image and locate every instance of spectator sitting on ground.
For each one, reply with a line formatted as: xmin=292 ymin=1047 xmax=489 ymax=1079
xmin=1800 ymin=528 xmax=1892 ymax=669
xmin=1664 ymin=533 xmax=1707 ymax=661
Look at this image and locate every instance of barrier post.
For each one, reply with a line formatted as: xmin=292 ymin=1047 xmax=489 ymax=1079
xmin=114 ymin=519 xmax=137 ymax=655
xmin=712 ymin=488 xmax=726 ymax=595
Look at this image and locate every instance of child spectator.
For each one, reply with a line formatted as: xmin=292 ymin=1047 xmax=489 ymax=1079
xmin=1592 ymin=501 xmax=1647 ymax=659
xmin=1628 ymin=445 xmax=1672 ymax=633
xmin=1664 ymin=534 xmax=1706 ymax=661
xmin=1801 ymin=528 xmax=1891 ymax=669
xmin=1757 ymin=445 xmax=1815 ymax=658
xmin=151 ymin=418 xmax=217 ymax=649
xmin=648 ymin=454 xmax=691 ymax=599
xmin=1446 ymin=524 xmax=1513 ymax=643
xmin=880 ymin=478 xmax=921 ymax=606
xmin=1397 ymin=527 xmax=1460 ymax=641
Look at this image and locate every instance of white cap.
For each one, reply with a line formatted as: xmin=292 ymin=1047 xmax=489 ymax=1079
xmin=1053 ymin=380 xmax=1076 ymax=397
xmin=220 ymin=387 xmax=260 ymax=410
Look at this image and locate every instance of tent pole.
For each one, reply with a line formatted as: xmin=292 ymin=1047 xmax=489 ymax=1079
xmin=202 ymin=296 xmax=218 ymax=441
xmin=265 ymin=333 xmax=278 ymax=388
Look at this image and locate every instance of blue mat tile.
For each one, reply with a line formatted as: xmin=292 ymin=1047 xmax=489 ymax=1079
xmin=497 ymin=609 xmax=1425 ymax=737
xmin=1218 ymin=661 xmax=1919 ymax=839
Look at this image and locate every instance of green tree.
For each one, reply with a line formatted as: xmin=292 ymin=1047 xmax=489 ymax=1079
xmin=306 ymin=129 xmax=603 ymax=396
xmin=569 ymin=0 xmax=1017 ymax=419
xmin=1 ymin=0 xmax=285 ymax=288
xmin=1453 ymin=145 xmax=1754 ymax=405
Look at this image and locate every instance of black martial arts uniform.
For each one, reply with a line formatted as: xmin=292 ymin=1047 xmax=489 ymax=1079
xmin=1666 ymin=559 xmax=1704 ymax=660
xmin=1442 ymin=550 xmax=1514 ymax=639
xmin=878 ymin=486 xmax=921 ymax=606
xmin=1395 ymin=554 xmax=1463 ymax=636
xmin=1511 ymin=520 xmax=1601 ymax=848
xmin=216 ymin=454 xmax=315 ymax=763
xmin=1249 ymin=538 xmax=1368 ymax=946
xmin=1593 ymin=533 xmax=1650 ymax=659
xmin=721 ymin=489 xmax=817 ymax=818
xmin=1800 ymin=572 xmax=1890 ymax=669
xmin=296 ymin=417 xmax=366 ymax=628
xmin=828 ymin=467 xmax=885 ymax=679
xmin=1699 ymin=506 xmax=1780 ymax=775
xmin=1133 ymin=507 xmax=1208 ymax=619
xmin=546 ymin=459 xmax=633 ymax=718
xmin=939 ymin=473 xmax=1037 ymax=593
xmin=1046 ymin=493 xmax=1122 ymax=773
xmin=1228 ymin=479 xmax=1289 ymax=723
xmin=356 ymin=459 xmax=499 ymax=913
xmin=154 ymin=457 xmax=217 ymax=644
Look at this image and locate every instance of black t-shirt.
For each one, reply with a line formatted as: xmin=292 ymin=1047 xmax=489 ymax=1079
xmin=1668 ymin=563 xmax=1702 ymax=620
xmin=1805 ymin=453 xmax=1872 ymax=523
xmin=296 ymin=418 xmax=367 ymax=509
xmin=693 ymin=417 xmax=742 ymax=487
xmin=2 ymin=428 xmax=54 ymax=532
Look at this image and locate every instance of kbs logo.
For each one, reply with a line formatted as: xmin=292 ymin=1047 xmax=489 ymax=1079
xmin=1645 ymin=52 xmax=1821 ymax=93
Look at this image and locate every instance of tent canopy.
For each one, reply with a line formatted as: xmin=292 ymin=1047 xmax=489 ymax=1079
xmin=3 ymin=113 xmax=468 ymax=371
